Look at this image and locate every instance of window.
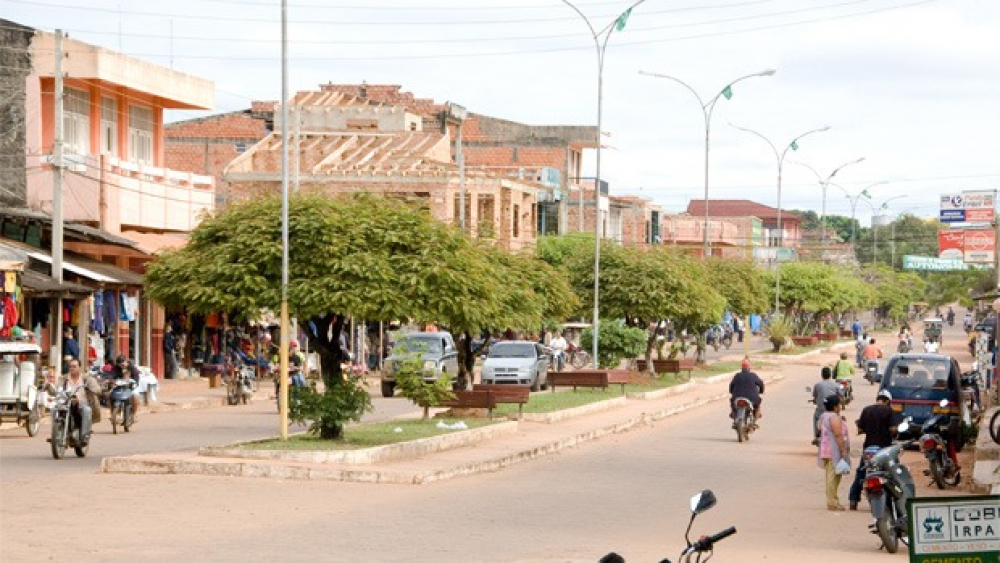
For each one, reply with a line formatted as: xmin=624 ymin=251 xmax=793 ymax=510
xmin=128 ymin=105 xmax=154 ymax=164
xmin=100 ymin=97 xmax=117 ymax=156
xmin=63 ymin=88 xmax=90 ymax=155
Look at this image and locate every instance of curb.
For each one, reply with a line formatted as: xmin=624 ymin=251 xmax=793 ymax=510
xmin=101 ymin=374 xmax=785 ymax=484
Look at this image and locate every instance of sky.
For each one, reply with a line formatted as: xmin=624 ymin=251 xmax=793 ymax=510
xmin=5 ymin=0 xmax=999 ymax=227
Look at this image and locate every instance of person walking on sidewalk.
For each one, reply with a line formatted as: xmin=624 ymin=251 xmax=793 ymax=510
xmin=163 ymin=325 xmax=178 ymax=379
xmin=811 ymin=366 xmax=839 ymax=445
xmin=817 ymin=394 xmax=851 ymax=511
xmin=847 ymin=390 xmax=899 ymax=510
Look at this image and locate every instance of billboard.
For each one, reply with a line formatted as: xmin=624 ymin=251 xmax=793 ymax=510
xmin=940 ymin=190 xmax=996 ymax=223
xmin=938 ymin=229 xmax=996 ymax=264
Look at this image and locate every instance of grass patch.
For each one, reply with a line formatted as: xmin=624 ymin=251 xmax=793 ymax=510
xmin=239 ymin=418 xmax=498 ymax=450
xmin=494 ymin=389 xmax=625 ymax=414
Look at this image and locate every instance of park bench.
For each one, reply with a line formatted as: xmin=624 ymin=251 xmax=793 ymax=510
xmin=547 ymin=370 xmax=626 ymax=393
xmin=441 ymin=390 xmax=498 ymax=419
xmin=472 ymin=384 xmax=531 ymax=419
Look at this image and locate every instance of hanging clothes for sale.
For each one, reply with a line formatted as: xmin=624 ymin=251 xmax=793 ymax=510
xmin=1 ymin=294 xmax=18 ymax=330
xmin=3 ymin=271 xmax=16 ymax=293
xmin=103 ymin=291 xmax=117 ymax=329
xmin=123 ymin=293 xmax=138 ymax=321
xmin=91 ymin=290 xmax=104 ymax=334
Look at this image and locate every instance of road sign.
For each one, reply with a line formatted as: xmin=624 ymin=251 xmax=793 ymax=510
xmin=902 ymin=255 xmax=972 ymax=271
xmin=907 ymin=495 xmax=1000 ymax=563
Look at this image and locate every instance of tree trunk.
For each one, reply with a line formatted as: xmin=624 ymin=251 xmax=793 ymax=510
xmin=304 ymin=313 xmax=348 ymax=439
xmin=644 ymin=331 xmax=656 ymax=374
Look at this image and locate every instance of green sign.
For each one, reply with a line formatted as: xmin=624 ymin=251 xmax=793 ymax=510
xmin=907 ymin=495 xmax=1000 ymax=563
xmin=902 ymin=255 xmax=988 ymax=271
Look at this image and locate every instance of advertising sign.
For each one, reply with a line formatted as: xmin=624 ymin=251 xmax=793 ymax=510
xmin=938 ymin=229 xmax=996 ymax=264
xmin=940 ymin=191 xmax=996 ymax=223
xmin=908 ymin=496 xmax=999 ymax=562
xmin=902 ymin=255 xmax=970 ymax=271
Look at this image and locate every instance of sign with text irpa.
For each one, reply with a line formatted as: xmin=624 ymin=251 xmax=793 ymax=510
xmin=907 ymin=495 xmax=999 ymax=563
xmin=940 ymin=191 xmax=996 ymax=223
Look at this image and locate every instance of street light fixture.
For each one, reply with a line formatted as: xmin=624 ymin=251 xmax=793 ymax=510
xmin=728 ymin=124 xmax=830 ymax=313
xmin=793 ymin=157 xmax=865 ymax=248
xmin=562 ymin=0 xmax=647 ymax=367
xmin=830 ymin=181 xmax=888 ymax=256
xmin=641 ymin=68 xmax=776 ymax=257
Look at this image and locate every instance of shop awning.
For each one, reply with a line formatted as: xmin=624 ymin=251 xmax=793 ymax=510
xmin=20 ymin=270 xmax=92 ymax=295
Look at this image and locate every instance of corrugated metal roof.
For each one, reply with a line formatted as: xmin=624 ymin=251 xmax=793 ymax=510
xmin=21 ymin=270 xmax=92 ymax=295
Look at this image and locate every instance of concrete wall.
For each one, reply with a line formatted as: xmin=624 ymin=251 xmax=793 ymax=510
xmin=0 ymin=20 xmax=33 ymax=207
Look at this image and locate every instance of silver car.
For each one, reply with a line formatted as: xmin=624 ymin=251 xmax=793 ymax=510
xmin=481 ymin=341 xmax=550 ymax=391
xmin=381 ymin=332 xmax=459 ymax=397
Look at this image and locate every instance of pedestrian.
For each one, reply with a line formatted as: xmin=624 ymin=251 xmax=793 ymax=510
xmin=817 ymin=394 xmax=851 ymax=511
xmin=63 ymin=326 xmax=79 ymax=360
xmin=848 ymin=390 xmax=899 ymax=510
xmin=163 ymin=324 xmax=178 ymax=379
xmin=811 ymin=366 xmax=839 ymax=445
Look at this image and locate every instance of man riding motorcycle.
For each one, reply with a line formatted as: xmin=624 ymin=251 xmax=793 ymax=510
xmin=549 ymin=331 xmax=568 ymax=371
xmin=729 ymin=359 xmax=764 ymax=425
xmin=57 ymin=359 xmax=102 ymax=447
xmin=106 ymin=355 xmax=141 ymax=424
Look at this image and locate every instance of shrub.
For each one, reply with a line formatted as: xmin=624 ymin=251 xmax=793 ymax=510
xmin=581 ymin=322 xmax=647 ymax=369
xmin=393 ymin=354 xmax=455 ymax=420
xmin=766 ymin=316 xmax=794 ymax=352
xmin=288 ymin=376 xmax=373 ymax=440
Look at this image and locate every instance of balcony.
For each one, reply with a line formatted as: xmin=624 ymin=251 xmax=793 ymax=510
xmin=27 ymin=154 xmax=215 ymax=234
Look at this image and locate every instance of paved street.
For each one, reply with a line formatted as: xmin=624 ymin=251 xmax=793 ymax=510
xmin=0 ymin=326 xmax=980 ymax=562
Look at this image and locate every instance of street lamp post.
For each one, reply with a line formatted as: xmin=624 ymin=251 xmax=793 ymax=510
xmin=831 ymin=181 xmax=888 ymax=255
xmin=793 ymin=158 xmax=865 ymax=248
xmin=641 ymin=69 xmax=776 ymax=257
xmin=562 ymin=0 xmax=646 ymax=367
xmin=728 ymin=124 xmax=830 ymax=313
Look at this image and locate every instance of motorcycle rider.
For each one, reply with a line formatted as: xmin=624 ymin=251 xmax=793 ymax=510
xmin=108 ymin=355 xmax=141 ymax=423
xmin=289 ymin=341 xmax=307 ymax=388
xmin=855 ymin=332 xmax=868 ymax=367
xmin=923 ymin=338 xmax=940 ymax=353
xmin=862 ymin=338 xmax=883 ymax=362
xmin=898 ymin=325 xmax=912 ymax=350
xmin=848 ymin=390 xmax=900 ymax=510
xmin=549 ymin=330 xmax=568 ymax=371
xmin=58 ymin=359 xmax=102 ymax=447
xmin=811 ymin=366 xmax=840 ymax=445
xmin=946 ymin=307 xmax=955 ymax=326
xmin=729 ymin=359 xmax=764 ymax=424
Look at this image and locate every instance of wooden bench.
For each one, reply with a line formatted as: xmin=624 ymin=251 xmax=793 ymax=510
xmin=440 ymin=390 xmax=498 ymax=419
xmin=472 ymin=384 xmax=531 ymax=419
xmin=547 ymin=370 xmax=625 ymax=393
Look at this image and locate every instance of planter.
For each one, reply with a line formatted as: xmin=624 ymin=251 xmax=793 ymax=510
xmin=816 ymin=333 xmax=838 ymax=342
xmin=791 ymin=336 xmax=819 ymax=347
xmin=839 ymin=329 xmax=854 ymax=338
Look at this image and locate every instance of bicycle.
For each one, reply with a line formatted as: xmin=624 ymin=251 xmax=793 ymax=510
xmin=564 ymin=343 xmax=591 ymax=369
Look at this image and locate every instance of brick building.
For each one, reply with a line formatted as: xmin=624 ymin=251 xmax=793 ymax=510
xmin=684 ymin=199 xmax=801 ymax=263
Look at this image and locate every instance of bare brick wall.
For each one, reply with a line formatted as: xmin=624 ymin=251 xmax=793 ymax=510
xmin=0 ymin=19 xmax=34 ymax=207
xmin=165 ymin=111 xmax=270 ymax=206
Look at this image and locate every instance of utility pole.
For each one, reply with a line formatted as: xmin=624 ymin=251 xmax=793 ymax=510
xmin=53 ymin=29 xmax=65 ymax=375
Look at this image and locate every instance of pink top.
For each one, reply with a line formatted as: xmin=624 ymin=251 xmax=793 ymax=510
xmin=818 ymin=411 xmax=850 ymax=463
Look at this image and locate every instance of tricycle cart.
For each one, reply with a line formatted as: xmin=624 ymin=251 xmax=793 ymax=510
xmin=0 ymin=340 xmax=44 ymax=436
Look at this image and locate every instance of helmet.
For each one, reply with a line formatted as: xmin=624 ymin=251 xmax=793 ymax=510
xmin=289 ymin=340 xmax=299 ymax=348
xmin=877 ymin=390 xmax=892 ymax=402
xmin=741 ymin=359 xmax=750 ymax=369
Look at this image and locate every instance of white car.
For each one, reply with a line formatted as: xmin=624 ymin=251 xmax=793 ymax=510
xmin=481 ymin=341 xmax=550 ymax=391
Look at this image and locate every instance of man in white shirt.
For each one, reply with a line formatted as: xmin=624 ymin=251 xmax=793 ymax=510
xmin=549 ymin=331 xmax=568 ymax=371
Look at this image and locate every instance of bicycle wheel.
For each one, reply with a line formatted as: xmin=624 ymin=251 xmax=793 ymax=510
xmin=571 ymin=351 xmax=590 ymax=369
xmin=990 ymin=408 xmax=1000 ymax=445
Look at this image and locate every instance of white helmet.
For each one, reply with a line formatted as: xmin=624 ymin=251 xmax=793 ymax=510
xmin=877 ymin=390 xmax=892 ymax=402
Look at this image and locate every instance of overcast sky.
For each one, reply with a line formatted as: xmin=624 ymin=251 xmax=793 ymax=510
xmin=6 ymin=0 xmax=999 ymax=225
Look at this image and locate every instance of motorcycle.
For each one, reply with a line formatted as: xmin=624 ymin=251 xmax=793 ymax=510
xmin=601 ymin=489 xmax=736 ymax=563
xmin=719 ymin=325 xmax=733 ymax=350
xmin=46 ymin=385 xmax=89 ymax=459
xmin=864 ymin=360 xmax=880 ymax=385
xmin=732 ymin=397 xmax=758 ymax=442
xmin=106 ymin=378 xmax=136 ymax=434
xmin=896 ymin=338 xmax=911 ymax=354
xmin=705 ymin=327 xmax=721 ymax=352
xmin=227 ymin=365 xmax=255 ymax=406
xmin=863 ymin=420 xmax=916 ymax=554
xmin=919 ymin=399 xmax=961 ymax=489
xmin=960 ymin=370 xmax=983 ymax=417
xmin=836 ymin=379 xmax=853 ymax=407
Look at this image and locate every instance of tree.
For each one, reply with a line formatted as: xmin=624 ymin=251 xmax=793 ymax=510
xmin=580 ymin=322 xmax=647 ymax=369
xmin=146 ymin=193 xmax=553 ymax=438
xmin=705 ymin=257 xmax=769 ymax=317
xmin=856 ymin=214 xmax=940 ymax=269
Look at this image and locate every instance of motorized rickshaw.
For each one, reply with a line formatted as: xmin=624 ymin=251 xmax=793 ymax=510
xmin=923 ymin=317 xmax=944 ymax=345
xmin=0 ymin=340 xmax=44 ymax=436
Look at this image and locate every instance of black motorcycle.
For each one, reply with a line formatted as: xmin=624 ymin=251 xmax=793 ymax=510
xmin=602 ymin=489 xmax=736 ymax=563
xmin=863 ymin=421 xmax=917 ymax=554
xmin=47 ymin=386 xmax=88 ymax=459
xmin=863 ymin=360 xmax=880 ymax=385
